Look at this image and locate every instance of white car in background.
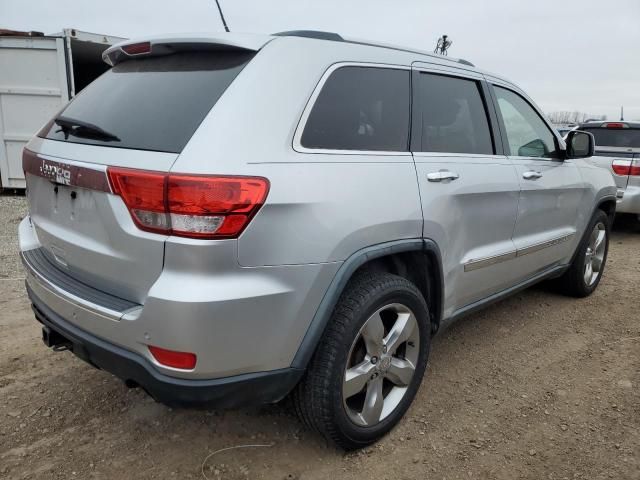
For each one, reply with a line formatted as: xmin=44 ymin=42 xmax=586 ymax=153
xmin=578 ymin=121 xmax=640 ymax=223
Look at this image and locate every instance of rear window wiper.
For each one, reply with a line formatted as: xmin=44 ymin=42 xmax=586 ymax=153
xmin=55 ymin=116 xmax=121 ymax=142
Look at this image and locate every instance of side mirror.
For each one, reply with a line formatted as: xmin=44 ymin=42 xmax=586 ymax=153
xmin=565 ymin=130 xmax=594 ymax=159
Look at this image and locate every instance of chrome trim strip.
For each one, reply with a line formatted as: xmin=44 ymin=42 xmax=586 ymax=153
xmin=412 ymin=62 xmax=484 ymax=80
xmin=464 ymin=251 xmax=516 ymax=272
xmin=516 ymin=233 xmax=575 ymax=258
xmin=22 ymin=251 xmax=138 ymax=322
xmin=292 ymin=62 xmax=413 ymax=157
xmin=23 ymin=148 xmax=112 ymax=192
xmin=463 ymin=233 xmax=576 ymax=272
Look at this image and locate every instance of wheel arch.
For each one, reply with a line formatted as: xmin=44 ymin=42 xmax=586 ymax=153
xmin=566 ymin=196 xmax=616 ymax=268
xmin=291 ymin=239 xmax=444 ymax=370
xmin=596 ymin=197 xmax=616 ymax=225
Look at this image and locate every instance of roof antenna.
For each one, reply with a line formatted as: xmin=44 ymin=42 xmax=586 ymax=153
xmin=213 ymin=0 xmax=230 ymax=32
xmin=620 ymin=106 xmax=624 ymax=121
xmin=434 ymin=34 xmax=452 ymax=56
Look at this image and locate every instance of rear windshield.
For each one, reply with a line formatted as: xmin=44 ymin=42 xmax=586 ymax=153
xmin=582 ymin=127 xmax=640 ymax=149
xmin=41 ymin=51 xmax=254 ymax=153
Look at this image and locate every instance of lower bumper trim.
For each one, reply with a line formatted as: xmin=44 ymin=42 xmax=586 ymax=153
xmin=27 ymin=283 xmax=303 ymax=408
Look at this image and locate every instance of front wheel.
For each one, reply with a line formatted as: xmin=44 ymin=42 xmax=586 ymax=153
xmin=554 ymin=209 xmax=610 ymax=297
xmin=292 ymin=272 xmax=431 ymax=450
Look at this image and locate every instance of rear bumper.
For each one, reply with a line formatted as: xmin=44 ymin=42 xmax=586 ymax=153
xmin=27 ymin=283 xmax=303 ymax=408
xmin=617 ymin=184 xmax=640 ymax=214
xmin=19 ymin=216 xmax=340 ymax=381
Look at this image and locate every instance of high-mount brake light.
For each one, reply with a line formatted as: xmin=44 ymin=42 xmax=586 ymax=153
xmin=121 ymin=42 xmax=151 ymax=55
xmin=604 ymin=122 xmax=627 ymax=129
xmin=107 ymin=167 xmax=269 ymax=239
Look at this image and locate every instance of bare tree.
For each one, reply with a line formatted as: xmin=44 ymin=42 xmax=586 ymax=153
xmin=547 ymin=111 xmax=606 ymax=124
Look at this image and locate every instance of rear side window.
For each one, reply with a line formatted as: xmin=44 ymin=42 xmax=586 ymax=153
xmin=416 ymin=73 xmax=494 ymax=155
xmin=581 ymin=128 xmax=640 ymax=148
xmin=41 ymin=51 xmax=254 ymax=153
xmin=300 ymin=67 xmax=410 ymax=151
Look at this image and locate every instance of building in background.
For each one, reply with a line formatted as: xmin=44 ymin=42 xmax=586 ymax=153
xmin=0 ymin=28 xmax=123 ymax=189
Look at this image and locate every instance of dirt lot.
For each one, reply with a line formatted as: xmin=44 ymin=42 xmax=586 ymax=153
xmin=1 ymin=194 xmax=639 ymax=480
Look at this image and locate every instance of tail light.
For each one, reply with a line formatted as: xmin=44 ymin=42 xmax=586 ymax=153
xmin=612 ymin=159 xmax=631 ymax=176
xmin=612 ymin=159 xmax=640 ymax=176
xmin=107 ymin=167 xmax=269 ymax=239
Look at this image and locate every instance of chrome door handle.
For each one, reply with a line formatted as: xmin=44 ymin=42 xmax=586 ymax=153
xmin=522 ymin=170 xmax=543 ymax=180
xmin=427 ymin=170 xmax=459 ymax=182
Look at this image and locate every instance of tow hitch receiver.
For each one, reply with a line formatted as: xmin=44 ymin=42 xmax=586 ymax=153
xmin=42 ymin=326 xmax=72 ymax=351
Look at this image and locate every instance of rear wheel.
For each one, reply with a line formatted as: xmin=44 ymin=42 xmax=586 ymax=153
xmin=554 ymin=209 xmax=609 ymax=297
xmin=293 ymin=272 xmax=430 ymax=450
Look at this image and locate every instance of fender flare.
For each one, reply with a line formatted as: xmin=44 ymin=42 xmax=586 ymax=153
xmin=290 ymin=238 xmax=443 ymax=370
xmin=566 ymin=194 xmax=617 ymax=268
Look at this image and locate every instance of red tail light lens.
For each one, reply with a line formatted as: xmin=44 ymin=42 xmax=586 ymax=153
xmin=612 ymin=159 xmax=632 ymax=176
xmin=631 ymin=159 xmax=640 ymax=176
xmin=108 ymin=168 xmax=168 ymax=233
xmin=107 ymin=167 xmax=269 ymax=239
xmin=148 ymin=345 xmax=197 ymax=370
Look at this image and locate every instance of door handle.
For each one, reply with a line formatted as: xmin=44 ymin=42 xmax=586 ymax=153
xmin=522 ymin=170 xmax=543 ymax=180
xmin=427 ymin=170 xmax=459 ymax=182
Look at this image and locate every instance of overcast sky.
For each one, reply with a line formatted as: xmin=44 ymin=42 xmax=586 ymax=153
xmin=2 ymin=0 xmax=639 ymax=121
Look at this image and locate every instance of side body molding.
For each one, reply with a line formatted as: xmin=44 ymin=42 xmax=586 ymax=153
xmin=291 ymin=238 xmax=443 ymax=370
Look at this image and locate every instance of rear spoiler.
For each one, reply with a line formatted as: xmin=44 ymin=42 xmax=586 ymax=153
xmin=102 ymin=33 xmax=272 ymax=66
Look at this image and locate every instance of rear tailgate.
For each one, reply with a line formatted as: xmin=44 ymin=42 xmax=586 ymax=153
xmin=24 ymin=41 xmax=258 ymax=304
xmin=23 ymin=141 xmax=175 ymax=304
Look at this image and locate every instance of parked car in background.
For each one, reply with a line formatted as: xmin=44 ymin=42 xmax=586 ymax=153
xmin=19 ymin=31 xmax=617 ymax=449
xmin=578 ymin=121 xmax=640 ymax=222
xmin=556 ymin=126 xmax=575 ymax=138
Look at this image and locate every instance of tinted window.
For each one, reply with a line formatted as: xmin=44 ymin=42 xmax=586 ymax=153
xmin=41 ymin=51 xmax=254 ymax=153
xmin=301 ymin=67 xmax=410 ymax=151
xmin=581 ymin=128 xmax=640 ymax=148
xmin=494 ymin=87 xmax=557 ymax=158
xmin=417 ymin=73 xmax=493 ymax=155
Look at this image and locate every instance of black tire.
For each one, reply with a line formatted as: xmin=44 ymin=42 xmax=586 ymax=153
xmin=554 ymin=209 xmax=610 ymax=297
xmin=292 ymin=271 xmax=431 ymax=450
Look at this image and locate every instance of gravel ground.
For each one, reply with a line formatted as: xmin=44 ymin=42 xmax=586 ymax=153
xmin=1 ymin=193 xmax=639 ymax=480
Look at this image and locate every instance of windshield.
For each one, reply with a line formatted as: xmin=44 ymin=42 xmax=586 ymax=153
xmin=582 ymin=127 xmax=640 ymax=149
xmin=40 ymin=50 xmax=254 ymax=153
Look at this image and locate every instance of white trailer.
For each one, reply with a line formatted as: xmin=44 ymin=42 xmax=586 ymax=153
xmin=0 ymin=29 xmax=123 ymax=189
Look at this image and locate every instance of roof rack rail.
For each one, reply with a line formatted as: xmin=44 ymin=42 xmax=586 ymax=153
xmin=273 ymin=30 xmax=344 ymax=42
xmin=457 ymin=58 xmax=475 ymax=67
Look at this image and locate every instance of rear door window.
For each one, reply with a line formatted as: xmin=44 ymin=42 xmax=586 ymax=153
xmin=300 ymin=66 xmax=410 ymax=152
xmin=415 ymin=73 xmax=494 ymax=155
xmin=40 ymin=51 xmax=254 ymax=153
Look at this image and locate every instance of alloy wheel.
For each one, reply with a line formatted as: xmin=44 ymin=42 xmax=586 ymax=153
xmin=342 ymin=303 xmax=420 ymax=427
xmin=584 ymin=222 xmax=606 ymax=286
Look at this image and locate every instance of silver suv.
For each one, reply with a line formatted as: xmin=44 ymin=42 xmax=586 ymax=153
xmin=19 ymin=31 xmax=616 ymax=449
xmin=576 ymin=121 xmax=640 ymax=221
